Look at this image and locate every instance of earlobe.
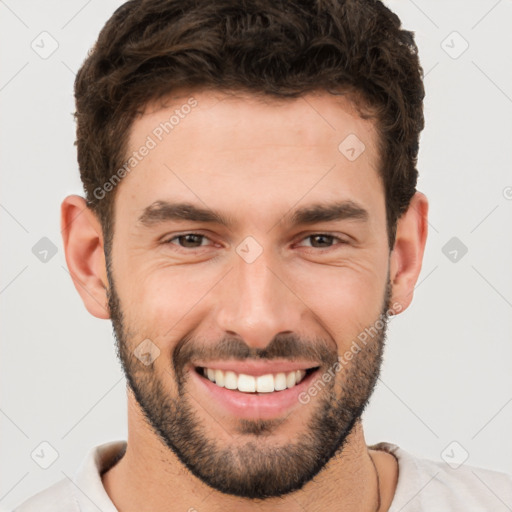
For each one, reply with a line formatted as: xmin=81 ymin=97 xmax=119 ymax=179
xmin=61 ymin=195 xmax=110 ymax=319
xmin=389 ymin=192 xmax=428 ymax=314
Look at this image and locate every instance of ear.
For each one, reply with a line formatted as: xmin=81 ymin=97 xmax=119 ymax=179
xmin=61 ymin=195 xmax=110 ymax=319
xmin=389 ymin=192 xmax=428 ymax=314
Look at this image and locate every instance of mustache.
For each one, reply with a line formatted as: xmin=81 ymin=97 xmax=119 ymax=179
xmin=173 ymin=332 xmax=337 ymax=372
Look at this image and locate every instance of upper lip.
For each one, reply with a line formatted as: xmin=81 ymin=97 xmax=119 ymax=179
xmin=192 ymin=360 xmax=320 ymax=376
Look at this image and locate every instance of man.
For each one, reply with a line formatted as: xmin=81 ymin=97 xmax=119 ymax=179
xmin=15 ymin=0 xmax=511 ymax=510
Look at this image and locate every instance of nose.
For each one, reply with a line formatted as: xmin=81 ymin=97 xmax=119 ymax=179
xmin=213 ymin=246 xmax=305 ymax=350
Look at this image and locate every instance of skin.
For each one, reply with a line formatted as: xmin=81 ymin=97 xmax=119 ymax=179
xmin=61 ymin=89 xmax=428 ymax=511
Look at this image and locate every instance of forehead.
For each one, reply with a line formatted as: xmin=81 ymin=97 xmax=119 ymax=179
xmin=116 ymin=89 xmax=383 ymax=226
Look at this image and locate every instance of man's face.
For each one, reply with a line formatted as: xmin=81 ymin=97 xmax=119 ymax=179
xmin=107 ymin=90 xmax=392 ymax=498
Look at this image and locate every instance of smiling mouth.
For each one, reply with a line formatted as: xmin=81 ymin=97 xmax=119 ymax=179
xmin=195 ymin=366 xmax=319 ymax=394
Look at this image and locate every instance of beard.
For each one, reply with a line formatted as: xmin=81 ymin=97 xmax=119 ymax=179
xmin=107 ymin=268 xmax=391 ymax=500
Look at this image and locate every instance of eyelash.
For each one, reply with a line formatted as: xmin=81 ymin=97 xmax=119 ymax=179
xmin=163 ymin=233 xmax=348 ymax=250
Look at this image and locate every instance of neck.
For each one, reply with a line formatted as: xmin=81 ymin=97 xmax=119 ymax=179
xmin=102 ymin=396 xmax=398 ymax=512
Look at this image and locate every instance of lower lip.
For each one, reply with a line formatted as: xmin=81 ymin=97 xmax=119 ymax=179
xmin=189 ymin=368 xmax=320 ymax=420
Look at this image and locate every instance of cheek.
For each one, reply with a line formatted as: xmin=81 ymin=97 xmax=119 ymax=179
xmin=287 ymin=257 xmax=389 ymax=345
xmin=117 ymin=264 xmax=221 ymax=338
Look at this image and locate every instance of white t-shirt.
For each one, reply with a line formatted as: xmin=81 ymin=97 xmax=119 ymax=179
xmin=13 ymin=441 xmax=512 ymax=511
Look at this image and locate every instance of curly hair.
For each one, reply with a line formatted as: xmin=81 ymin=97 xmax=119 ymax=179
xmin=74 ymin=0 xmax=424 ymax=249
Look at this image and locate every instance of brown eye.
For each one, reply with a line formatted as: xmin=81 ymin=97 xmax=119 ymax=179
xmin=169 ymin=234 xmax=207 ymax=248
xmin=307 ymin=234 xmax=336 ymax=248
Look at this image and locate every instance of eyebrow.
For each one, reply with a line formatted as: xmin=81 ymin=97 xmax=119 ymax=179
xmin=138 ymin=201 xmax=232 ymax=227
xmin=137 ymin=200 xmax=368 ymax=228
xmin=287 ymin=201 xmax=368 ymax=225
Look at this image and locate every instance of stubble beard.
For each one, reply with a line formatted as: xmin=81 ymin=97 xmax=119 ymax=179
xmin=107 ymin=270 xmax=390 ymax=499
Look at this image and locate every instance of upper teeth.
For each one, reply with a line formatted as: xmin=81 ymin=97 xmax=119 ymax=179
xmin=202 ymin=367 xmax=307 ymax=393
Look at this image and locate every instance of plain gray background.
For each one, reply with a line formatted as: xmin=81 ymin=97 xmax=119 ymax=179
xmin=1 ymin=0 xmax=511 ymax=509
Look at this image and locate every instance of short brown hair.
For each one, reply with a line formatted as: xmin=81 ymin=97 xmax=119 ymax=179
xmin=74 ymin=0 xmax=424 ymax=249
